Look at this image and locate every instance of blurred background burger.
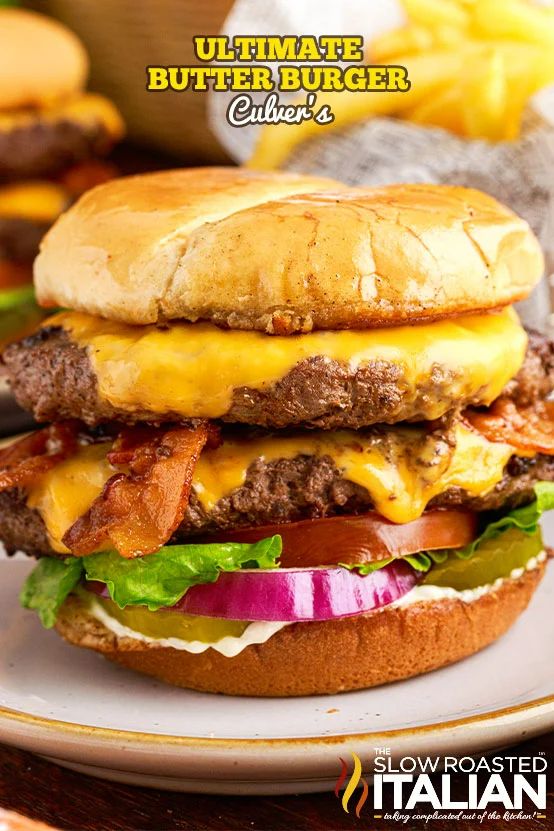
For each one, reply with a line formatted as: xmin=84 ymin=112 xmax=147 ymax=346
xmin=0 ymin=9 xmax=123 ymax=344
xmin=0 ymin=6 xmax=123 ymax=430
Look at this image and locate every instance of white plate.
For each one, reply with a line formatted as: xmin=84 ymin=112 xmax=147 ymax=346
xmin=1 ymin=523 xmax=554 ymax=795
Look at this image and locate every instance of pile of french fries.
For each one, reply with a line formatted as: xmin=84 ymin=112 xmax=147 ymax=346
xmin=373 ymin=0 xmax=554 ymax=140
xmin=249 ymin=0 xmax=554 ymax=169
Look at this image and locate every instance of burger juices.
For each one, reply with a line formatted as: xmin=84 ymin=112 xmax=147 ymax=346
xmin=1 ymin=168 xmax=553 ymax=696
xmin=0 ymin=8 xmax=123 ymax=347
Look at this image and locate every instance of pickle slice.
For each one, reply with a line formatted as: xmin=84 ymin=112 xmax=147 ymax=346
xmin=422 ymin=527 xmax=543 ymax=590
xmin=90 ymin=595 xmax=248 ymax=642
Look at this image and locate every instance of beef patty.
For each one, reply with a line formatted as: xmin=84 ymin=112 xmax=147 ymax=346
xmin=0 ymin=119 xmax=114 ymax=182
xmin=1 ymin=451 xmax=552 ymax=559
xmin=4 ymin=328 xmax=553 ymax=431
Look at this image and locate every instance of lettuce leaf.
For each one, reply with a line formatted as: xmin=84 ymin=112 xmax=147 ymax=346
xmin=20 ymin=536 xmax=282 ymax=627
xmin=19 ymin=556 xmax=83 ymax=628
xmin=340 ymin=552 xmax=435 ymax=575
xmin=83 ymin=535 xmax=282 ymax=610
xmin=445 ymin=481 xmax=554 ymax=559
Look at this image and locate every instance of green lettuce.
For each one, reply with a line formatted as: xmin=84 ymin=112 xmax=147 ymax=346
xmin=20 ymin=536 xmax=282 ymax=628
xmin=19 ymin=556 xmax=83 ymax=628
xmin=443 ymin=481 xmax=554 ymax=560
xmin=83 ymin=536 xmax=281 ymax=610
xmin=341 ymin=552 xmax=434 ymax=576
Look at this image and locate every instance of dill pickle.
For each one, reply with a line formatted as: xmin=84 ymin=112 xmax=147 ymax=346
xmin=422 ymin=528 xmax=543 ymax=590
xmin=91 ymin=596 xmax=248 ymax=642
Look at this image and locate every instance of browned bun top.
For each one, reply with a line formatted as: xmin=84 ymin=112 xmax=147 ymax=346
xmin=0 ymin=9 xmax=88 ymax=110
xmin=55 ymin=565 xmax=543 ymax=696
xmin=34 ymin=168 xmax=544 ymax=333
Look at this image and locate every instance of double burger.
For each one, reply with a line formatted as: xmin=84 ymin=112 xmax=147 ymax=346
xmin=0 ymin=8 xmax=123 ymax=347
xmin=1 ymin=167 xmax=552 ymax=696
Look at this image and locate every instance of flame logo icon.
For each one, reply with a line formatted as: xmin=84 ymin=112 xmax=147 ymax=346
xmin=334 ymin=752 xmax=369 ymax=818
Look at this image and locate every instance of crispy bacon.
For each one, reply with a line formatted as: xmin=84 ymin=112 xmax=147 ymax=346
xmin=466 ymin=398 xmax=554 ymax=455
xmin=63 ymin=423 xmax=212 ymax=558
xmin=0 ymin=421 xmax=80 ymax=490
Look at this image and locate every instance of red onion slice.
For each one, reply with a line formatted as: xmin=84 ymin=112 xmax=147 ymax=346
xmin=87 ymin=560 xmax=419 ymax=621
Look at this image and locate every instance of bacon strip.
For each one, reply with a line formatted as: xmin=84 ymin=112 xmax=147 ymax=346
xmin=63 ymin=423 xmax=211 ymax=558
xmin=465 ymin=398 xmax=554 ymax=455
xmin=0 ymin=421 xmax=79 ymax=491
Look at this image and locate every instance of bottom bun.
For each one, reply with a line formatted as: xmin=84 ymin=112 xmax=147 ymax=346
xmin=56 ymin=565 xmax=544 ymax=697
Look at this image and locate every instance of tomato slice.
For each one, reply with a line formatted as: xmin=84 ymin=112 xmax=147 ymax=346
xmin=203 ymin=510 xmax=478 ymax=568
xmin=466 ymin=398 xmax=554 ymax=455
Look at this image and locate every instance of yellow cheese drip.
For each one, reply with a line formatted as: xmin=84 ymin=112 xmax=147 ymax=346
xmin=27 ymin=442 xmax=114 ymax=554
xmin=54 ymin=307 xmax=527 ymax=421
xmin=26 ymin=424 xmax=514 ymax=551
xmin=0 ymin=181 xmax=68 ymax=222
xmin=193 ymin=423 xmax=514 ymax=524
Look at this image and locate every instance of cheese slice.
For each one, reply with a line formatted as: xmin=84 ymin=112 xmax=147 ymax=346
xmin=192 ymin=423 xmax=514 ymax=523
xmin=26 ymin=423 xmax=514 ymax=552
xmin=27 ymin=442 xmax=114 ymax=554
xmin=54 ymin=306 xmax=527 ymax=421
xmin=0 ymin=181 xmax=69 ymax=222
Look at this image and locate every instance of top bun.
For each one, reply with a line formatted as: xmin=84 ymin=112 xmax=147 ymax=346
xmin=34 ymin=167 xmax=544 ymax=333
xmin=0 ymin=9 xmax=88 ymax=110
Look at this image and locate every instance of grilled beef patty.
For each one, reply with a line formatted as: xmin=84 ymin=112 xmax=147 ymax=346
xmin=0 ymin=119 xmax=113 ymax=182
xmin=2 ymin=451 xmax=553 ymax=558
xmin=4 ymin=328 xmax=553 ymax=430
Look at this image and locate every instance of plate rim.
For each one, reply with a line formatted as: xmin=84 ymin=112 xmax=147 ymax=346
xmin=1 ymin=692 xmax=553 ymax=749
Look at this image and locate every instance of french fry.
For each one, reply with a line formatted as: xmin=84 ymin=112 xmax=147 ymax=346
xmin=404 ymin=83 xmax=466 ymax=134
xmin=432 ymin=24 xmax=469 ymax=49
xmin=370 ymin=24 xmax=434 ymax=61
xmin=248 ymin=52 xmax=463 ymax=170
xmin=461 ymin=49 xmax=508 ymax=140
xmin=401 ymin=0 xmax=469 ymax=31
xmin=471 ymin=0 xmax=554 ymax=48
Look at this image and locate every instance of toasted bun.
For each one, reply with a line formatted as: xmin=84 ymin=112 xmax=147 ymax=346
xmin=0 ymin=9 xmax=88 ymax=110
xmin=34 ymin=169 xmax=543 ymax=333
xmin=55 ymin=565 xmax=544 ymax=697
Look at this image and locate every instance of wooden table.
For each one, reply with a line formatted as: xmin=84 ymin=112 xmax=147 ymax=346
xmin=0 ymin=732 xmax=552 ymax=831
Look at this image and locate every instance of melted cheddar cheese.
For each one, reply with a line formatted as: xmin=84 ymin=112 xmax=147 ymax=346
xmin=54 ymin=307 xmax=527 ymax=421
xmin=27 ymin=443 xmax=115 ymax=554
xmin=27 ymin=424 xmax=514 ymax=552
xmin=192 ymin=423 xmax=514 ymax=523
xmin=0 ymin=181 xmax=68 ymax=222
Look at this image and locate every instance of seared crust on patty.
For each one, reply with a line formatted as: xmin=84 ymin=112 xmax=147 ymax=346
xmin=54 ymin=564 xmax=544 ymax=696
xmin=4 ymin=327 xmax=552 ymax=429
xmin=3 ymin=451 xmax=554 ymax=558
xmin=0 ymin=119 xmax=114 ymax=182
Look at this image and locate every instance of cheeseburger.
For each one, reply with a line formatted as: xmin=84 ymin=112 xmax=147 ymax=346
xmin=1 ymin=168 xmax=553 ymax=697
xmin=0 ymin=8 xmax=123 ymax=347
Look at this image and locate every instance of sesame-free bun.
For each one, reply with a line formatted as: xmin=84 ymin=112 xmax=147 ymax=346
xmin=34 ymin=169 xmax=543 ymax=333
xmin=55 ymin=564 xmax=544 ymax=697
xmin=0 ymin=9 xmax=88 ymax=110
